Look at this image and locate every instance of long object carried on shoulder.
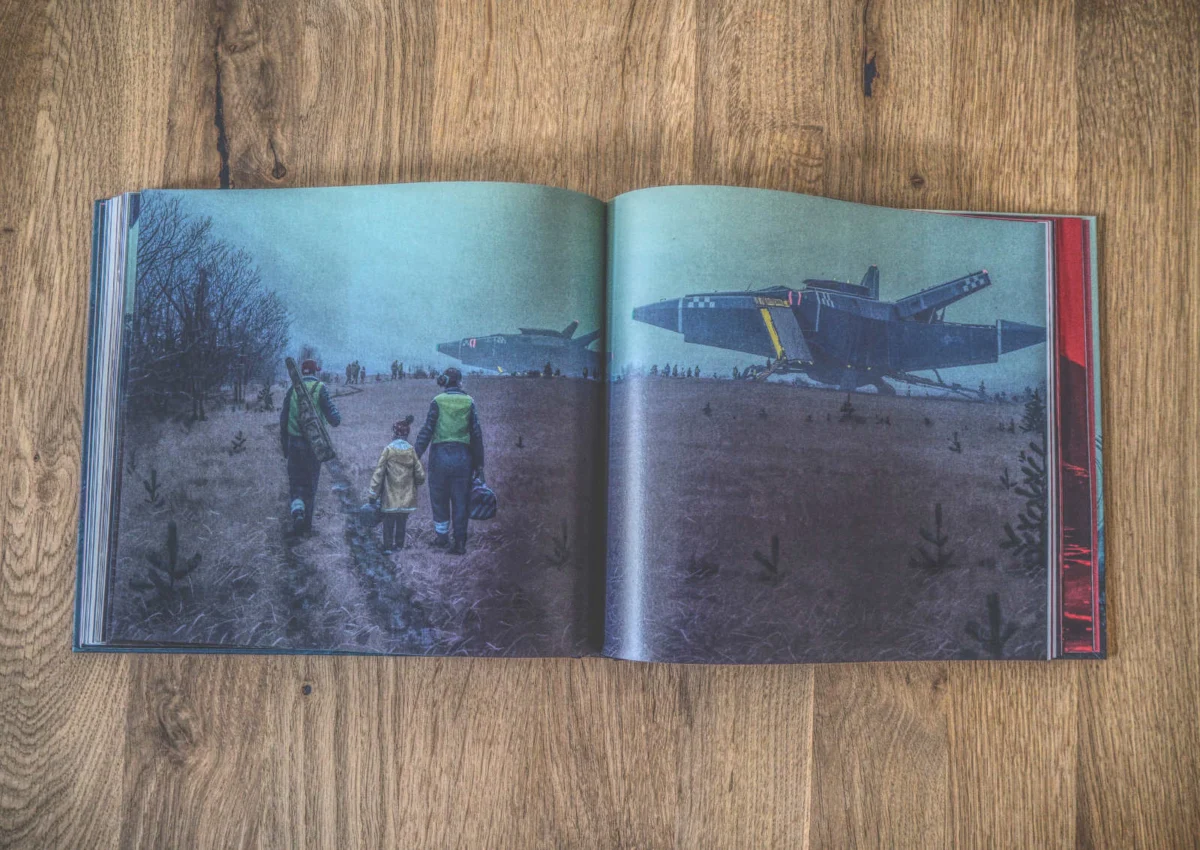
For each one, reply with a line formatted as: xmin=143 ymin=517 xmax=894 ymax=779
xmin=285 ymin=357 xmax=336 ymax=463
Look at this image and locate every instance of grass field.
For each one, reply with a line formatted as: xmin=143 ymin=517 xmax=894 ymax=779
xmin=605 ymin=377 xmax=1048 ymax=663
xmin=109 ymin=375 xmax=604 ymax=656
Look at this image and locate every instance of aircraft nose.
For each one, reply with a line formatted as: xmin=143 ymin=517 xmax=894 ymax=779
xmin=437 ymin=340 xmax=459 ymax=358
xmin=632 ymin=299 xmax=680 ymax=332
xmin=997 ymin=320 xmax=1046 ymax=353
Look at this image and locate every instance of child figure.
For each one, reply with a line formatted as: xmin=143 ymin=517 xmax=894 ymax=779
xmin=368 ymin=416 xmax=425 ymax=552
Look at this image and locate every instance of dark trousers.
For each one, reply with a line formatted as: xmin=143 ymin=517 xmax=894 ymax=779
xmin=286 ymin=436 xmax=321 ymax=531
xmin=428 ymin=442 xmax=471 ymax=543
xmin=381 ymin=512 xmax=410 ymax=549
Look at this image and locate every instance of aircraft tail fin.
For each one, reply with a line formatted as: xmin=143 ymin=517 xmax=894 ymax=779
xmin=860 ymin=265 xmax=880 ymax=299
xmin=561 ymin=320 xmax=579 ymax=339
xmin=573 ymin=329 xmax=602 ymax=348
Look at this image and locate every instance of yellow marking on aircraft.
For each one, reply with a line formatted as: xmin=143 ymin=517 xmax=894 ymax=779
xmin=760 ymin=308 xmax=785 ymax=358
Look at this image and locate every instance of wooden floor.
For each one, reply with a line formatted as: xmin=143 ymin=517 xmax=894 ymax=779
xmin=1 ymin=1 xmax=1197 ymax=847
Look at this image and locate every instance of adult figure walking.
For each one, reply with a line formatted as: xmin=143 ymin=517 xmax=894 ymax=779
xmin=279 ymin=358 xmax=342 ymax=535
xmin=413 ymin=367 xmax=484 ymax=554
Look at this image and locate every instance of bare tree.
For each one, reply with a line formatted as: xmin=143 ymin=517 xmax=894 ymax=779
xmin=128 ymin=196 xmax=290 ymax=419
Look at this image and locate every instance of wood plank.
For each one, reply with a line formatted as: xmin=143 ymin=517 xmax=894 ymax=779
xmin=947 ymin=663 xmax=1079 ymax=848
xmin=695 ymin=0 xmax=827 ymax=193
xmin=674 ymin=666 xmax=814 ymax=848
xmin=1074 ymin=1 xmax=1200 ymax=846
xmin=0 ymin=0 xmax=1198 ymax=846
xmin=0 ymin=0 xmax=172 ymax=845
xmin=824 ymin=0 xmax=956 ymax=208
xmin=812 ymin=665 xmax=951 ymax=849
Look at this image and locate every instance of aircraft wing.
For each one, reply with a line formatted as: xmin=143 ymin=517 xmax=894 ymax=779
xmin=889 ymin=321 xmax=1002 ymax=371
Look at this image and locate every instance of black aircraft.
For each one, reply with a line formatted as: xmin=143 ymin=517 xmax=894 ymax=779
xmin=631 ymin=267 xmax=1045 ymax=395
xmin=437 ymin=320 xmax=602 ymax=376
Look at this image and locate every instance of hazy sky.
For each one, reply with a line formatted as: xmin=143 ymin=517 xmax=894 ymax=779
xmin=142 ymin=183 xmax=606 ymax=373
xmin=136 ymin=183 xmax=1051 ymax=392
xmin=609 ymin=186 xmax=1050 ymax=391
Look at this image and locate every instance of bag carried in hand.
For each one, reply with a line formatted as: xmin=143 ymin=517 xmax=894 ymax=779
xmin=358 ymin=503 xmax=382 ymax=528
xmin=469 ymin=477 xmax=497 ymax=520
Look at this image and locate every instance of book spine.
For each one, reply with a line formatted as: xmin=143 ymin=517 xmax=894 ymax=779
xmin=1053 ymin=217 xmax=1105 ymax=657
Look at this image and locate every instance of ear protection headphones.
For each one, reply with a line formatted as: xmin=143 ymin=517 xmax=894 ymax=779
xmin=436 ymin=373 xmax=449 ymax=387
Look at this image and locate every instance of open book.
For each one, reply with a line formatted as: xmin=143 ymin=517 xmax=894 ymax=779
xmin=76 ymin=183 xmax=1104 ymax=662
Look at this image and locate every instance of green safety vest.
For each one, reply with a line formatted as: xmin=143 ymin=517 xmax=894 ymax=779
xmin=432 ymin=392 xmax=473 ymax=444
xmin=287 ymin=378 xmax=326 ymax=437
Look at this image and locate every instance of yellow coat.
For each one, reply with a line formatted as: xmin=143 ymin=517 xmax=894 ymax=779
xmin=368 ymin=439 xmax=426 ymax=512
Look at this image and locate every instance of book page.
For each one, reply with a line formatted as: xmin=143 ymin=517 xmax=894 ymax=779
xmin=604 ymin=186 xmax=1052 ymax=663
xmin=97 ymin=182 xmax=606 ymax=656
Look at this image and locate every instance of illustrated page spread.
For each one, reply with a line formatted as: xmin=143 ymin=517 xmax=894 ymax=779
xmin=604 ymin=186 xmax=1054 ymax=663
xmin=92 ymin=183 xmax=607 ymax=655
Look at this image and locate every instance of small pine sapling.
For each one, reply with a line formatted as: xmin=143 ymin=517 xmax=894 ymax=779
xmin=909 ymin=503 xmax=956 ymax=573
xmin=143 ymin=469 xmax=164 ymax=506
xmin=547 ymin=520 xmax=571 ymax=569
xmin=1001 ymin=439 xmax=1048 ymax=571
xmin=838 ymin=394 xmax=856 ymax=423
xmin=1020 ymin=389 xmax=1046 ymax=433
xmin=702 ymin=402 xmax=712 ymax=417
xmin=129 ymin=520 xmax=202 ymax=606
xmin=229 ymin=430 xmax=247 ymax=456
xmin=948 ymin=431 xmax=963 ymax=453
xmin=965 ymin=592 xmax=1017 ymax=658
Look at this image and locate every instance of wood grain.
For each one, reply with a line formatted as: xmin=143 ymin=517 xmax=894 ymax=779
xmin=1 ymin=0 xmax=1197 ymax=846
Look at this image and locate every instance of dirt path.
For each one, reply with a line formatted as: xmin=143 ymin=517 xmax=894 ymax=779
xmin=322 ymin=458 xmax=443 ymax=652
xmin=273 ymin=458 xmax=442 ymax=653
xmin=275 ymin=513 xmax=337 ymax=647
